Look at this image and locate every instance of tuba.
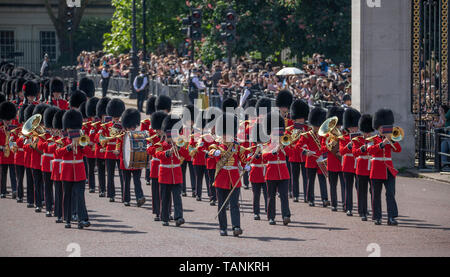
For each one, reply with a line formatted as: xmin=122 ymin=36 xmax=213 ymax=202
xmin=22 ymin=114 xmax=46 ymax=137
xmin=318 ymin=116 xmax=343 ymax=158
xmin=79 ymin=135 xmax=90 ymax=147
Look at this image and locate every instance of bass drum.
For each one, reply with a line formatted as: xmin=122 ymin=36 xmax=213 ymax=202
xmin=123 ymin=131 xmax=149 ymax=169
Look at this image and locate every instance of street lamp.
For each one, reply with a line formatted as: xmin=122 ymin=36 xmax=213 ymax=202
xmin=129 ymin=0 xmax=139 ymax=99
xmin=142 ymin=0 xmax=147 ymax=62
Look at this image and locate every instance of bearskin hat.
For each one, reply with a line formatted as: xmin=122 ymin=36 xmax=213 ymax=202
xmin=263 ymin=111 xmax=285 ymax=136
xmin=63 ymin=109 xmax=83 ymax=130
xmin=215 ymin=113 xmax=238 ymax=137
xmin=343 ymin=108 xmax=361 ymax=129
xmin=23 ymin=80 xmax=38 ymax=97
xmin=86 ymin=97 xmax=99 ymax=118
xmin=222 ymin=97 xmax=238 ymax=112
xmin=151 ymin=111 xmax=168 ymax=130
xmin=308 ymin=107 xmax=327 ymax=127
xmin=50 ymin=77 xmax=64 ymax=95
xmin=44 ymin=79 xmax=51 ymax=102
xmin=79 ymin=101 xmax=87 ymax=119
xmin=290 ymin=99 xmax=309 ymax=120
xmin=121 ymin=108 xmax=141 ymax=130
xmin=162 ymin=115 xmax=181 ymax=134
xmin=69 ymin=89 xmax=87 ymax=109
xmin=255 ymin=97 xmax=272 ymax=116
xmin=52 ymin=110 xmax=65 ymax=130
xmin=359 ymin=114 xmax=374 ymax=134
xmin=43 ymin=106 xmax=60 ymax=128
xmin=276 ymin=89 xmax=293 ymax=109
xmin=96 ymin=97 xmax=110 ymax=118
xmin=14 ymin=78 xmax=25 ymax=94
xmin=0 ymin=101 xmax=17 ymax=121
xmin=146 ymin=96 xmax=157 ymax=115
xmin=327 ymin=106 xmax=345 ymax=126
xmin=106 ymin=98 xmax=125 ymax=118
xmin=18 ymin=103 xmax=29 ymax=124
xmin=24 ymin=104 xmax=35 ymax=121
xmin=155 ymin=95 xmax=172 ymax=112
xmin=373 ymin=108 xmax=394 ymax=130
xmin=78 ymin=77 xmax=95 ymax=98
xmin=32 ymin=103 xmax=49 ymax=117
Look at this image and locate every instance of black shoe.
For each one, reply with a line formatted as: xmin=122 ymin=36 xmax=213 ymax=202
xmin=146 ymin=181 xmax=151 ymax=186
xmin=99 ymin=192 xmax=105 ymax=198
xmin=323 ymin=200 xmax=330 ymax=207
xmin=0 ymin=194 xmax=5 ymax=198
xmin=137 ymin=197 xmax=146 ymax=207
xmin=387 ymin=218 xmax=398 ymax=226
xmin=361 ymin=216 xmax=368 ymax=221
xmin=162 ymin=221 xmax=169 ymax=226
xmin=192 ymin=192 xmax=196 ymax=198
xmin=269 ymin=219 xmax=276 ymax=225
xmin=254 ymin=214 xmax=261 ymax=221
xmin=331 ymin=206 xmax=338 ymax=212
xmin=65 ymin=223 xmax=71 ymax=228
xmin=55 ymin=217 xmax=63 ymax=223
xmin=289 ymin=192 xmax=293 ymax=199
xmin=27 ymin=203 xmax=34 ymax=208
xmin=71 ymin=215 xmax=78 ymax=222
xmin=89 ymin=189 xmax=95 ymax=193
xmin=244 ymin=185 xmax=249 ymax=190
xmin=17 ymin=198 xmax=23 ymax=203
xmin=346 ymin=210 xmax=353 ymax=216
xmin=11 ymin=192 xmax=16 ymax=199
xmin=175 ymin=218 xmax=185 ymax=227
xmin=182 ymin=192 xmax=187 ymax=197
xmin=124 ymin=202 xmax=130 ymax=207
xmin=196 ymin=197 xmax=201 ymax=201
xmin=232 ymin=227 xmax=243 ymax=237
xmin=169 ymin=215 xmax=174 ymax=221
xmin=209 ymin=200 xmax=216 ymax=206
xmin=309 ymin=202 xmax=315 ymax=207
xmin=35 ymin=207 xmax=41 ymax=213
xmin=154 ymin=216 xmax=160 ymax=221
xmin=293 ymin=197 xmax=299 ymax=202
xmin=283 ymin=217 xmax=291 ymax=226
xmin=77 ymin=223 xmax=84 ymax=229
xmin=374 ymin=219 xmax=382 ymax=225
xmin=304 ymin=199 xmax=308 ymax=203
xmin=109 ymin=198 xmax=115 ymax=202
xmin=45 ymin=211 xmax=52 ymax=217
xmin=220 ymin=230 xmax=228 ymax=236
xmin=79 ymin=221 xmax=91 ymax=228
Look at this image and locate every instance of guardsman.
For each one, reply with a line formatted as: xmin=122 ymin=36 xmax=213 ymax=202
xmin=146 ymin=111 xmax=168 ymax=221
xmin=94 ymin=97 xmax=111 ymax=198
xmin=78 ymin=77 xmax=95 ymax=100
xmin=14 ymin=78 xmax=26 ymax=106
xmin=142 ymin=96 xmax=156 ymax=186
xmin=22 ymin=80 xmax=40 ymax=105
xmin=12 ymin=104 xmax=27 ymax=202
xmin=297 ymin=107 xmax=328 ymax=207
xmin=119 ymin=108 xmax=146 ymax=207
xmin=324 ymin=106 xmax=345 ymax=211
xmin=352 ymin=114 xmax=374 ymax=221
xmin=180 ymin=104 xmax=196 ymax=196
xmin=39 ymin=106 xmax=59 ymax=216
xmin=204 ymin=110 xmax=219 ymax=206
xmin=22 ymin=104 xmax=35 ymax=208
xmin=155 ymin=115 xmax=189 ymax=226
xmin=56 ymin=109 xmax=90 ymax=229
xmin=79 ymin=101 xmax=89 ymax=186
xmin=368 ymin=109 xmax=401 ymax=226
xmin=285 ymin=99 xmax=310 ymax=203
xmin=85 ymin=97 xmax=101 ymax=194
xmin=49 ymin=77 xmax=69 ymax=110
xmin=340 ymin=108 xmax=361 ymax=216
xmin=190 ymin=111 xmax=210 ymax=201
xmin=104 ymin=98 xmax=125 ymax=202
xmin=0 ymin=101 xmax=17 ymax=198
xmin=69 ymin=89 xmax=87 ymax=110
xmin=210 ymin=113 xmax=245 ymax=237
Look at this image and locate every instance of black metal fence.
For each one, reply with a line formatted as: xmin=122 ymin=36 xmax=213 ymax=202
xmin=0 ymin=40 xmax=51 ymax=74
xmin=416 ymin=124 xmax=450 ymax=171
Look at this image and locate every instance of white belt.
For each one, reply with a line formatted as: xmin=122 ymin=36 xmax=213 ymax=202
xmin=42 ymin=153 xmax=53 ymax=157
xmin=151 ymin=158 xmax=160 ymax=162
xmin=357 ymin=155 xmax=370 ymax=159
xmin=159 ymin=164 xmax=180 ymax=168
xmin=61 ymin=159 xmax=84 ymax=164
xmin=52 ymin=159 xmax=63 ymax=163
xmin=107 ymin=142 xmax=115 ymax=145
xmin=267 ymin=160 xmax=286 ymax=165
xmin=368 ymin=157 xmax=392 ymax=171
xmin=222 ymin=166 xmax=238 ymax=170
xmin=344 ymin=154 xmax=353 ymax=157
xmin=18 ymin=148 xmax=24 ymax=151
xmin=250 ymin=164 xmax=265 ymax=168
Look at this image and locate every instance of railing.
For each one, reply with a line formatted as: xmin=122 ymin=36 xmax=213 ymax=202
xmin=417 ymin=125 xmax=450 ymax=171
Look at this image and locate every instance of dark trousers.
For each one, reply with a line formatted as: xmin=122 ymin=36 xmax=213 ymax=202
xmin=137 ymin=91 xmax=146 ymax=112
xmin=206 ymin=169 xmax=216 ymax=201
xmin=145 ymin=156 xmax=150 ymax=183
xmin=87 ymin=158 xmax=96 ymax=191
xmin=290 ymin=162 xmax=301 ymax=198
xmin=357 ymin=175 xmax=370 ymax=216
xmin=151 ymin=178 xmax=160 ymax=216
xmin=344 ymin=172 xmax=355 ymax=212
xmin=243 ymin=171 xmax=249 ymax=188
xmin=181 ymin=160 xmax=195 ymax=193
xmin=194 ymin=165 xmax=207 ymax=198
xmin=267 ymin=179 xmax=291 ymax=220
xmin=371 ymin=171 xmax=398 ymax=220
xmin=106 ymin=159 xmax=124 ymax=199
xmin=328 ymin=171 xmax=344 ymax=208
xmin=54 ymin=181 xmax=63 ymax=219
xmin=32 ymin=169 xmax=43 ymax=208
xmin=160 ymin=183 xmax=183 ymax=222
xmin=216 ymin=187 xmax=241 ymax=231
xmin=43 ymin=172 xmax=53 ymax=212
xmin=63 ymin=181 xmax=89 ymax=223
xmin=122 ymin=169 xmax=144 ymax=203
xmin=97 ymin=158 xmax=106 ymax=193
xmin=0 ymin=164 xmax=16 ymax=194
xmin=286 ymin=158 xmax=292 ymax=194
xmin=101 ymin=81 xmax=109 ymax=97
xmin=306 ymin=168 xmax=328 ymax=203
xmin=252 ymin=182 xmax=267 ymax=215
xmin=300 ymin=162 xmax=308 ymax=201
xmin=15 ymin=165 xmax=25 ymax=199
xmin=25 ymin=167 xmax=34 ymax=204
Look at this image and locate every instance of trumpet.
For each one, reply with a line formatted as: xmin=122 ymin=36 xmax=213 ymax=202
xmin=280 ymin=131 xmax=309 ymax=146
xmin=79 ymin=135 xmax=90 ymax=147
xmin=99 ymin=133 xmax=124 ymax=147
xmin=146 ymin=134 xmax=159 ymax=143
xmin=387 ymin=127 xmax=404 ymax=151
xmin=175 ymin=136 xmax=188 ymax=147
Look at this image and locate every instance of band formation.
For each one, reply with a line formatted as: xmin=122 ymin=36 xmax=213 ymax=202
xmin=0 ymin=63 xmax=403 ymax=237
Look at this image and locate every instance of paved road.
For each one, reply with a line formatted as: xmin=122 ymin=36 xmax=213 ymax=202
xmin=0 ymin=173 xmax=449 ymax=257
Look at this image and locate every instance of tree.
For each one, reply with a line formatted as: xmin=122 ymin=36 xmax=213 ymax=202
xmin=44 ymin=0 xmax=92 ymax=64
xmin=73 ymin=17 xmax=112 ymax=55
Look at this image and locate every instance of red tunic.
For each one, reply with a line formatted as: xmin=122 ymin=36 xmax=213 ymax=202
xmin=37 ymin=136 xmax=54 ymax=173
xmin=352 ymin=137 xmax=371 ymax=176
xmin=93 ymin=124 xmax=108 ymax=159
xmin=213 ymin=143 xmax=245 ymax=190
xmin=339 ymin=135 xmax=356 ymax=174
xmin=83 ymin=119 xmax=96 ymax=159
xmin=367 ymin=136 xmax=402 ymax=180
xmin=51 ymin=99 xmax=69 ymax=110
xmin=140 ymin=119 xmax=151 ymax=132
xmin=247 ymin=146 xmax=265 ymax=184
xmin=322 ymin=134 xmax=342 ymax=172
xmin=47 ymin=137 xmax=62 ymax=181
xmin=0 ymin=126 xmax=14 ymax=164
xmin=55 ymin=138 xmax=88 ymax=182
xmin=297 ymin=131 xmax=326 ymax=172
xmin=262 ymin=145 xmax=290 ymax=181
xmin=191 ymin=137 xmax=210 ymax=166
xmin=104 ymin=121 xmax=120 ymax=160
xmin=155 ymin=142 xmax=190 ymax=184
xmin=146 ymin=135 xmax=164 ymax=179
xmin=14 ymin=136 xmax=26 ymax=166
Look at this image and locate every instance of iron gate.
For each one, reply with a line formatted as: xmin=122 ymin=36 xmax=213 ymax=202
xmin=411 ymin=0 xmax=449 ymax=169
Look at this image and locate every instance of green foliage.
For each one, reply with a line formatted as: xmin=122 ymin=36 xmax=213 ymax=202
xmin=74 ymin=17 xmax=111 ymax=54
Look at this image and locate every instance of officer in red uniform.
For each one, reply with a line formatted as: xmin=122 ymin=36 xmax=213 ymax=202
xmin=324 ymin=106 xmax=345 ymax=211
xmin=368 ymin=109 xmax=401 ymax=226
xmin=104 ymin=98 xmax=125 ymax=202
xmin=142 ymin=96 xmax=156 ymax=186
xmin=56 ymin=109 xmax=90 ymax=229
xmin=180 ymin=104 xmax=196 ymax=196
xmin=49 ymin=77 xmax=69 ymax=110
xmin=155 ymin=115 xmax=190 ymax=227
xmin=0 ymin=101 xmax=17 ymax=198
xmin=286 ymin=99 xmax=310 ymax=203
xmin=22 ymin=104 xmax=36 ymax=208
xmin=340 ymin=108 xmax=361 ymax=216
xmin=81 ymin=100 xmax=95 ymax=193
xmin=191 ymin=111 xmax=210 ymax=201
xmin=13 ymin=104 xmax=27 ymax=202
xmin=93 ymin=97 xmax=110 ymax=198
xmin=146 ymin=111 xmax=167 ymax=221
xmin=297 ymin=107 xmax=328 ymax=207
xmin=119 ymin=108 xmax=146 ymax=207
xmin=352 ymin=114 xmax=374 ymax=221
xmin=210 ymin=113 xmax=245 ymax=237
xmin=204 ymin=110 xmax=220 ymax=206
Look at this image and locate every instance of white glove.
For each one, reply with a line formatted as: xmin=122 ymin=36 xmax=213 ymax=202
xmin=214 ymin=150 xmax=221 ymax=157
xmin=244 ymin=165 xmax=251 ymax=172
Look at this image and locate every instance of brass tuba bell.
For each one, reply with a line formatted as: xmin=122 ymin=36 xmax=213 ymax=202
xmin=391 ymin=127 xmax=404 ymax=142
xmin=79 ymin=135 xmax=90 ymax=147
xmin=22 ymin=114 xmax=45 ymax=137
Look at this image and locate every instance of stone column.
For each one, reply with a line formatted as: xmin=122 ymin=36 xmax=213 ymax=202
xmin=352 ymin=0 xmax=415 ymax=168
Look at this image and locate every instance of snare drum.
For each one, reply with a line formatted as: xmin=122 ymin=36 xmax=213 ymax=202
xmin=123 ymin=131 xmax=149 ymax=169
